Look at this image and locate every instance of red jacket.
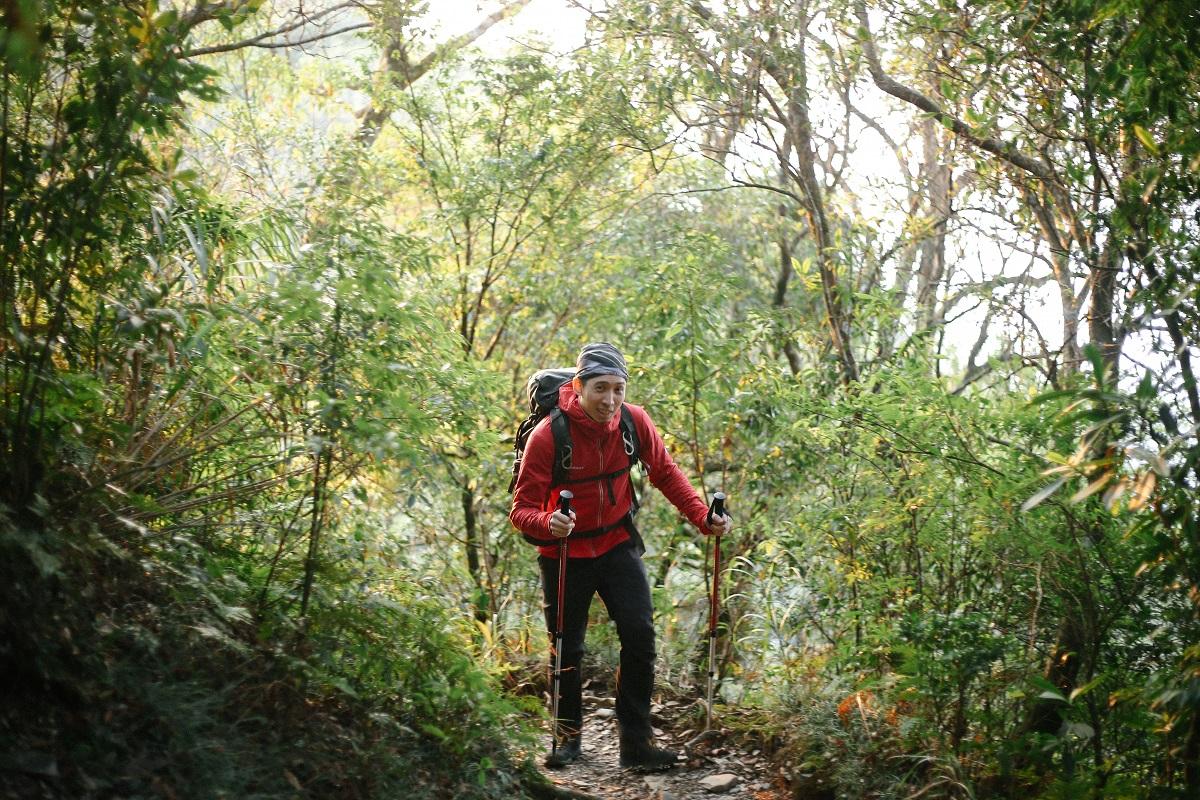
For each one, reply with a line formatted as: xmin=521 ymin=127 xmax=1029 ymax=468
xmin=510 ymin=383 xmax=713 ymax=558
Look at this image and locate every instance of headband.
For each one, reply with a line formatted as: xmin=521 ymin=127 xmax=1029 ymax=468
xmin=575 ymin=342 xmax=629 ymax=382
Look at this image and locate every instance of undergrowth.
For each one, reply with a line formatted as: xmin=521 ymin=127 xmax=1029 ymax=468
xmin=0 ymin=509 xmax=547 ymax=799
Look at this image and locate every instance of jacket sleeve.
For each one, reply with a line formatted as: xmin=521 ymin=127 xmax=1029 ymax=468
xmin=633 ymin=406 xmax=714 ymax=535
xmin=510 ymin=420 xmax=558 ymax=545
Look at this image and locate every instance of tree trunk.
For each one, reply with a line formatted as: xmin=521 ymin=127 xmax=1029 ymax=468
xmin=774 ymin=232 xmax=805 ymax=376
xmin=1020 ymin=183 xmax=1084 ymax=377
xmin=783 ymin=75 xmax=857 ymax=384
xmin=1089 ymin=238 xmax=1120 ymax=374
xmin=915 ymin=117 xmax=950 ymax=331
xmin=300 ymin=445 xmax=331 ymax=618
xmin=462 ymin=483 xmax=489 ymax=623
xmin=1184 ymin=705 xmax=1200 ymax=794
xmin=1022 ymin=612 xmax=1085 ymax=742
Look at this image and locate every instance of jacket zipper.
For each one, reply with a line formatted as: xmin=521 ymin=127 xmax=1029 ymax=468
xmin=596 ymin=430 xmax=623 ymax=535
xmin=596 ymin=435 xmax=607 ymax=531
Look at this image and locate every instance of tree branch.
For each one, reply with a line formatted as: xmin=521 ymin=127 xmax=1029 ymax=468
xmin=356 ymin=0 xmax=533 ymax=145
xmin=182 ymin=1 xmax=367 ymax=56
xmin=410 ymin=0 xmax=533 ymax=79
xmin=184 ymin=23 xmax=370 ymax=58
xmin=853 ymin=0 xmax=1055 ymax=183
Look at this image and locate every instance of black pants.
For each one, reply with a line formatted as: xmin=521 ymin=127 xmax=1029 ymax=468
xmin=539 ymin=541 xmax=655 ymax=744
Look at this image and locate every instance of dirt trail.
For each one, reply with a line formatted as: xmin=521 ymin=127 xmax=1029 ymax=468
xmin=537 ymin=695 xmax=786 ymax=800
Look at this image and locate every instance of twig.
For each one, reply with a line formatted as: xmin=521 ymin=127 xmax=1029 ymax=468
xmin=185 ymin=23 xmax=371 ymax=57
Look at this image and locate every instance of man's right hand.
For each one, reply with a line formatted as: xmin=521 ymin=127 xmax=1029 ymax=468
xmin=549 ymin=509 xmax=576 ymax=538
xmin=708 ymin=512 xmax=733 ymax=537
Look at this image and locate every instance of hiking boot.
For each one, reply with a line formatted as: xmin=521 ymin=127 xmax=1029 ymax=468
xmin=544 ymin=735 xmax=582 ymax=768
xmin=619 ymin=738 xmax=680 ymax=772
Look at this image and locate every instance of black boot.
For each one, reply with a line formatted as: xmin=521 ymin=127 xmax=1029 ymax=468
xmin=619 ymin=737 xmax=679 ymax=772
xmin=544 ymin=734 xmax=582 ymax=768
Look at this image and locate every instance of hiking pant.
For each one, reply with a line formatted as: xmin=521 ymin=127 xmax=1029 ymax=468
xmin=539 ymin=540 xmax=655 ymax=744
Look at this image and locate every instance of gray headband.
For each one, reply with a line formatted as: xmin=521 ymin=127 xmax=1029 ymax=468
xmin=575 ymin=342 xmax=629 ymax=382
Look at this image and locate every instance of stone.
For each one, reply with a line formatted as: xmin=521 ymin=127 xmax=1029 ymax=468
xmin=593 ymin=708 xmax=616 ymax=719
xmin=644 ymin=775 xmax=669 ymax=792
xmin=699 ymin=773 xmax=740 ymax=793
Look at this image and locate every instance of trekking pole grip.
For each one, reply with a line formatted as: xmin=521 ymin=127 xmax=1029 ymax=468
xmin=707 ymin=491 xmax=725 ymax=529
xmin=558 ymin=490 xmax=573 ymax=518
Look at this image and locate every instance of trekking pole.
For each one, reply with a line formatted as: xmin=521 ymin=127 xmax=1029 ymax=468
xmin=704 ymin=492 xmax=726 ymax=732
xmin=550 ymin=490 xmax=573 ymax=759
xmin=686 ymin=491 xmax=727 ymax=755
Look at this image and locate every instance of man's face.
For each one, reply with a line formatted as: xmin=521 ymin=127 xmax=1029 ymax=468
xmin=575 ymin=374 xmax=626 ymax=424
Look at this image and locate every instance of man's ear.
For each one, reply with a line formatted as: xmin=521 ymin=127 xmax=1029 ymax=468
xmin=571 ymin=376 xmax=583 ymax=393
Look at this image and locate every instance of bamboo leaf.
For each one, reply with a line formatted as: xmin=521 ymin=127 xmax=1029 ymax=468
xmin=1070 ymin=676 xmax=1105 ymax=703
xmin=1102 ymin=478 xmax=1129 ymax=512
xmin=1022 ymin=477 xmax=1067 ymax=512
xmin=1038 ymin=689 xmax=1068 ymax=703
xmin=1132 ymin=124 xmax=1159 ymax=155
xmin=1127 ymin=471 xmax=1157 ymax=511
xmin=1070 ymin=472 xmax=1112 ymax=503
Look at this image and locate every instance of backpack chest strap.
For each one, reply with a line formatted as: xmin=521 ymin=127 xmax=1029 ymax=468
xmin=556 ymin=463 xmax=634 ymax=486
xmin=549 ymin=405 xmax=640 ymax=487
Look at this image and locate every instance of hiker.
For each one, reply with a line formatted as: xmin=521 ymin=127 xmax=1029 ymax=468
xmin=509 ymin=342 xmax=733 ymax=771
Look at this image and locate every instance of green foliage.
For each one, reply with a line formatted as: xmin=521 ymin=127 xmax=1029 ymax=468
xmin=0 ymin=5 xmax=546 ymax=797
xmin=1 ymin=510 xmax=539 ymax=799
xmin=716 ymin=350 xmax=1182 ymax=792
xmin=1020 ymin=344 xmax=1200 ymax=795
xmin=1 ymin=0 xmax=224 ymax=512
xmin=4 ymin=2 xmax=1200 ymax=798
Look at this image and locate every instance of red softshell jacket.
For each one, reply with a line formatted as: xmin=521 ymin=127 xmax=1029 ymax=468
xmin=510 ymin=383 xmax=713 ymax=558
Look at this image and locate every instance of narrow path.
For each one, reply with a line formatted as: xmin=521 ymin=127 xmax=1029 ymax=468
xmin=537 ymin=696 xmax=786 ymax=800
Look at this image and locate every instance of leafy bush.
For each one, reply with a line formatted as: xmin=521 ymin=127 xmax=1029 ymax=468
xmin=0 ymin=508 xmax=544 ymax=799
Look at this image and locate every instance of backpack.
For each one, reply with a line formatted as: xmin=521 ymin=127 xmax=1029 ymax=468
xmin=509 ymin=368 xmax=643 ymax=543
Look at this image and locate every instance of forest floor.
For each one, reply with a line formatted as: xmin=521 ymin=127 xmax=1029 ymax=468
xmin=536 ymin=691 xmax=788 ymax=800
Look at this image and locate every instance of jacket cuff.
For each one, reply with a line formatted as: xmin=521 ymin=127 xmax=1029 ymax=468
xmin=520 ymin=513 xmax=558 ymax=546
xmin=522 ymin=530 xmax=559 ymax=546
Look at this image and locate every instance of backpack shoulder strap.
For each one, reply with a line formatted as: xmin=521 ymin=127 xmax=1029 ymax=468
xmin=549 ymin=407 xmax=572 ymax=487
xmin=618 ymin=404 xmax=642 ymax=515
xmin=619 ymin=405 xmax=641 ymax=468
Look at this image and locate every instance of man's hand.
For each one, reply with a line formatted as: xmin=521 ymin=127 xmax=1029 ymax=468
xmin=549 ymin=509 xmax=576 ymax=538
xmin=708 ymin=513 xmax=733 ymax=536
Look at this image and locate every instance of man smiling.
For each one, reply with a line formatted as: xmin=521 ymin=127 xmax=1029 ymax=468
xmin=510 ymin=342 xmax=733 ymax=771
